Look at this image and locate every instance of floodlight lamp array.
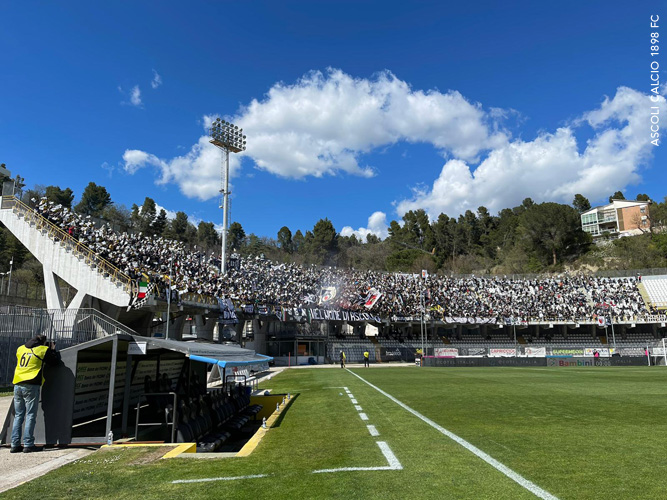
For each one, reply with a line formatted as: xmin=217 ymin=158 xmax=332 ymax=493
xmin=210 ymin=118 xmax=246 ymax=152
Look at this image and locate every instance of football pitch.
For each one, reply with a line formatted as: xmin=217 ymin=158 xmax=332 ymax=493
xmin=6 ymin=366 xmax=667 ymax=500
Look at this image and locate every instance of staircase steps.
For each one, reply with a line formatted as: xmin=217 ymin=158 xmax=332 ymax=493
xmin=637 ymin=282 xmax=653 ymax=309
xmin=0 ymin=196 xmax=131 ymax=307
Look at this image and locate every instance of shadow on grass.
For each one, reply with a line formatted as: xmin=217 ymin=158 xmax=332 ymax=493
xmin=271 ymin=393 xmax=299 ymax=429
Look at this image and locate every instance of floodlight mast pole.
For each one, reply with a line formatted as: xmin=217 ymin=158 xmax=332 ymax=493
xmin=609 ymin=309 xmax=617 ymax=353
xmin=221 ymin=148 xmax=230 ymax=275
xmin=420 ymin=273 xmax=425 ymax=363
xmin=209 ymin=118 xmax=246 ymax=275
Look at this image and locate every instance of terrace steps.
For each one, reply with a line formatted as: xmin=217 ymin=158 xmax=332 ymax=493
xmin=637 ymin=282 xmax=653 ymax=309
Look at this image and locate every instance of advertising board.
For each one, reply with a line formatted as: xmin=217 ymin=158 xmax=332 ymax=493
xmin=434 ymin=347 xmax=458 ymax=357
xmin=489 ymin=348 xmax=516 ymax=357
xmin=523 ymin=347 xmax=546 ymax=357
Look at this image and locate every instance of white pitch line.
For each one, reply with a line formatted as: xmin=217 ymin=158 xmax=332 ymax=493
xmin=377 ymin=441 xmax=402 ymax=469
xmin=344 ymin=387 xmax=350 ymax=392
xmin=351 ymin=398 xmax=358 ymax=404
xmin=313 ymin=441 xmax=402 ymax=473
xmin=346 ymin=370 xmax=559 ymax=500
xmin=172 ymin=474 xmax=269 ymax=484
xmin=347 ymin=393 xmax=354 ymax=399
xmin=367 ymin=424 xmax=380 ymax=437
xmin=359 ymin=412 xmax=369 ymax=421
xmin=354 ymin=405 xmax=363 ymax=411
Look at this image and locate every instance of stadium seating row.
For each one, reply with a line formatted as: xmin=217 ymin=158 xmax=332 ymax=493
xmin=642 ymin=278 xmax=667 ymax=307
xmin=139 ymin=373 xmax=262 ymax=452
xmin=176 ymin=387 xmax=262 ymax=452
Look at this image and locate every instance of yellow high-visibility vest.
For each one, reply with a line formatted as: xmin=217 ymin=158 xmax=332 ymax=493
xmin=364 ymin=351 xmax=369 ymax=358
xmin=13 ymin=344 xmax=49 ymax=385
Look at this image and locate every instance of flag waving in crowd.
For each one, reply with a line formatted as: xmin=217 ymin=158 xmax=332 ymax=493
xmin=319 ymin=286 xmax=337 ymax=305
xmin=128 ymin=280 xmax=157 ymax=311
xmin=364 ymin=288 xmax=382 ymax=309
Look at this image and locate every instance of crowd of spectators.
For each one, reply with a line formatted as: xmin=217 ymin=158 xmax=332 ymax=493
xmin=31 ymin=197 xmax=660 ymax=323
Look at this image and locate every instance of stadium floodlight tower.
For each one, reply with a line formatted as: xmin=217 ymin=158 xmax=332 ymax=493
xmin=209 ymin=118 xmax=246 ymax=274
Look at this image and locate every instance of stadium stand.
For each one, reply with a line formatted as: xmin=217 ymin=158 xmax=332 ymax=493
xmin=1 ymin=195 xmax=662 ymax=328
xmin=640 ymin=276 xmax=667 ymax=309
xmin=3 ymin=191 xmax=667 ymax=373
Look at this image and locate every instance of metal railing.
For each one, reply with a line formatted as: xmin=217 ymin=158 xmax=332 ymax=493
xmin=0 ymin=281 xmax=72 ymax=304
xmin=135 ymin=392 xmax=178 ymax=443
xmin=0 ymin=305 xmax=138 ymax=386
xmin=0 ymin=196 xmax=132 ymax=294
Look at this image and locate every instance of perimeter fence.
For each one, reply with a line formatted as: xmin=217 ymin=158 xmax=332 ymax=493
xmin=0 ymin=305 xmax=137 ymax=386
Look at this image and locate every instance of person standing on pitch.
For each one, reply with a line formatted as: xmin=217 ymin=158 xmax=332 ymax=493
xmin=340 ymin=350 xmax=346 ymax=368
xmin=11 ymin=335 xmax=60 ymax=453
xmin=363 ymin=350 xmax=370 ymax=367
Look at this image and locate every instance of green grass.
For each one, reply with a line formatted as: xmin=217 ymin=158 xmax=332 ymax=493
xmin=5 ymin=366 xmax=667 ymax=499
xmin=0 ymin=386 xmax=13 ymax=397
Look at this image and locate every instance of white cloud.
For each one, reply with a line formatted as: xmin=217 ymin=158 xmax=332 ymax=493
xmin=129 ymin=85 xmax=142 ymax=107
xmin=154 ymin=203 xmax=177 ymax=220
xmin=397 ymin=86 xmax=666 ymax=218
xmin=120 ymin=71 xmax=664 ymax=222
xmin=101 ymin=161 xmax=115 ymax=177
xmin=123 ymin=150 xmax=161 ymax=174
xmin=201 ymin=114 xmax=217 ymax=130
xmin=341 ymin=211 xmax=389 ymax=241
xmin=122 ymin=69 xmax=508 ymax=195
xmin=234 ymin=69 xmax=507 ymax=179
xmin=118 ymin=85 xmax=143 ymax=107
xmin=151 ymin=70 xmax=162 ymax=89
xmin=123 ymin=135 xmax=238 ymax=200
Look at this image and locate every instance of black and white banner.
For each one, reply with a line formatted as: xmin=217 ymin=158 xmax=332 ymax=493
xmin=218 ymin=297 xmax=238 ymax=325
xmin=444 ymin=316 xmax=497 ymax=324
xmin=459 ymin=347 xmax=487 ymax=356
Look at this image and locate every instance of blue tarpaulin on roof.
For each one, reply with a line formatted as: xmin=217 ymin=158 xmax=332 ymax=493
xmin=190 ymin=353 xmax=272 ymax=368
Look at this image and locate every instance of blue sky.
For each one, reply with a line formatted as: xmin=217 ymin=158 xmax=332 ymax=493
xmin=1 ymin=1 xmax=665 ymax=240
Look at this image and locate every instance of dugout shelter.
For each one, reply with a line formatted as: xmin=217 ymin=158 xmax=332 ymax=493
xmin=0 ymin=334 xmax=271 ymax=446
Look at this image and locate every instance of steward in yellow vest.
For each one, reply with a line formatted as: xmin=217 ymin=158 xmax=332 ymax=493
xmin=14 ymin=343 xmax=50 ymax=385
xmin=11 ymin=335 xmax=60 ymax=453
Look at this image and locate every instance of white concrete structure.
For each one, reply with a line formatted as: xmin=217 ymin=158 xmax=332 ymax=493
xmin=0 ymin=197 xmax=131 ymax=311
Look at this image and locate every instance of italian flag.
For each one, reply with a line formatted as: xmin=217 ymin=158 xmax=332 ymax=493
xmin=137 ymin=281 xmax=148 ymax=299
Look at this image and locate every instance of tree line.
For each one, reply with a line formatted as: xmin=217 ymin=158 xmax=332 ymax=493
xmin=245 ymin=191 xmax=667 ymax=275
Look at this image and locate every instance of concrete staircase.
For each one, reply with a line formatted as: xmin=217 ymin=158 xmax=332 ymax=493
xmin=0 ymin=196 xmax=132 ymax=310
xmin=637 ymin=282 xmax=653 ymax=309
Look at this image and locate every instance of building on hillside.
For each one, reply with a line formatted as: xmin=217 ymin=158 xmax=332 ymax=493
xmin=581 ymin=199 xmax=651 ymax=240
